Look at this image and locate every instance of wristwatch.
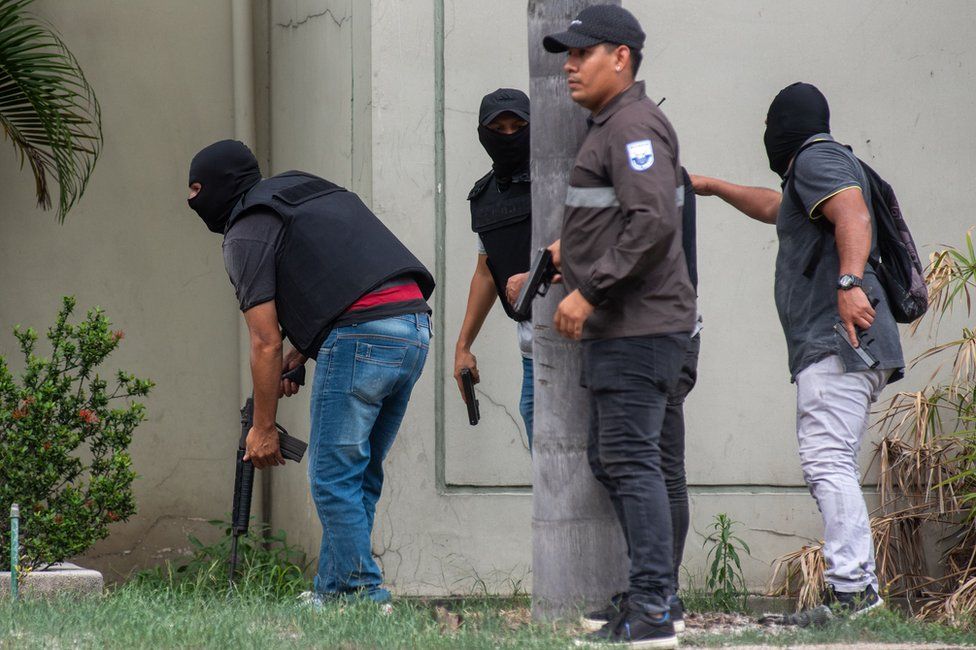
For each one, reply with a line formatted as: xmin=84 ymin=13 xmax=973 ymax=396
xmin=837 ymin=274 xmax=863 ymax=290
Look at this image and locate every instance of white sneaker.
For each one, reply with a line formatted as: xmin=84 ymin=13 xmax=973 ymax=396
xmin=298 ymin=590 xmax=393 ymax=615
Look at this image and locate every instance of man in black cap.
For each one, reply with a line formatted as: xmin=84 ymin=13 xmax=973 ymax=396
xmin=691 ymin=83 xmax=903 ymax=624
xmin=186 ymin=140 xmax=435 ymax=605
xmin=453 ymin=88 xmax=534 ymax=448
xmin=541 ymin=5 xmax=695 ymax=648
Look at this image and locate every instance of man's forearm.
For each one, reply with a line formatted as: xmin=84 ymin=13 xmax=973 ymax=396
xmin=834 ymin=215 xmax=872 ymax=277
xmin=704 ymin=177 xmax=781 ymax=224
xmin=455 ymin=263 xmax=497 ymax=351
xmin=250 ymin=340 xmax=282 ymax=430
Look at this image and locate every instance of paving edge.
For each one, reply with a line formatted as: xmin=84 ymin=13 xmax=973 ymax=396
xmin=1 ymin=563 xmax=104 ymax=599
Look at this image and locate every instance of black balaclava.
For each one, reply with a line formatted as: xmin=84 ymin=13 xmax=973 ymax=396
xmin=477 ymin=88 xmax=530 ymax=181
xmin=187 ymin=140 xmax=262 ymax=233
xmin=478 ymin=122 xmax=530 ymax=180
xmin=763 ymin=82 xmax=831 ymax=178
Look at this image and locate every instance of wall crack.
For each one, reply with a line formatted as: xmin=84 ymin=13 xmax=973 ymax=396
xmin=276 ymin=9 xmax=349 ymax=31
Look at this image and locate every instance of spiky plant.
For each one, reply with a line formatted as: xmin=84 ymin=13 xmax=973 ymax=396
xmin=0 ymin=0 xmax=101 ymax=222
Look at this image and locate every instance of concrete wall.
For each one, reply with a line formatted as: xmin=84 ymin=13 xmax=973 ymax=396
xmin=2 ymin=0 xmax=973 ymax=593
xmin=264 ymin=0 xmax=976 ymax=594
xmin=0 ymin=1 xmax=242 ymax=580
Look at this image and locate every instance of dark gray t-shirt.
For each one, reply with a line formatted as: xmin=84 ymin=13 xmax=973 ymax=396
xmin=775 ymin=134 xmax=904 ymax=381
xmin=222 ymin=210 xmax=283 ymax=312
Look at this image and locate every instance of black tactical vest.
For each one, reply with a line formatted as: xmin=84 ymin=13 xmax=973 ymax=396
xmin=227 ymin=171 xmax=435 ymax=358
xmin=467 ymin=171 xmax=531 ymax=321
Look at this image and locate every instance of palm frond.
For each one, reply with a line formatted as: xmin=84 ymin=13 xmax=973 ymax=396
xmin=0 ymin=0 xmax=101 ymax=222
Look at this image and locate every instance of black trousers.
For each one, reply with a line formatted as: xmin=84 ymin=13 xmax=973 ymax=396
xmin=583 ymin=333 xmax=688 ymax=612
xmin=661 ymin=333 xmax=700 ymax=594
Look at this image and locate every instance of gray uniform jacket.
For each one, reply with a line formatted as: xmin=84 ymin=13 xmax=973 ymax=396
xmin=561 ymin=81 xmax=696 ymax=340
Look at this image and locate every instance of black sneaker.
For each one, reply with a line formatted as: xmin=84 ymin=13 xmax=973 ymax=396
xmin=576 ymin=601 xmax=677 ymax=649
xmin=764 ymin=585 xmax=883 ymax=628
xmin=581 ymin=592 xmax=627 ymax=632
xmin=669 ymin=596 xmax=685 ymax=634
xmin=824 ymin=584 xmax=884 ymax=618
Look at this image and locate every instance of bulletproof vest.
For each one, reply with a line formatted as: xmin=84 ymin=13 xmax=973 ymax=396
xmin=227 ymin=171 xmax=435 ymax=358
xmin=468 ymin=171 xmax=532 ymax=321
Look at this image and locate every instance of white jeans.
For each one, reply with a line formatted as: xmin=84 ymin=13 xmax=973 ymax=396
xmin=795 ymin=355 xmax=888 ymax=593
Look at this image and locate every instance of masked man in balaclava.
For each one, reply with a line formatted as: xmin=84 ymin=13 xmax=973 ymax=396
xmin=691 ymin=83 xmax=904 ymax=624
xmin=187 ymin=140 xmax=435 ymax=606
xmin=453 ymin=89 xmax=535 ymax=448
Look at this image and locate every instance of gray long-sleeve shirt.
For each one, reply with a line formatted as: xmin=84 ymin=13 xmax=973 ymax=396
xmin=560 ymin=81 xmax=696 ymax=340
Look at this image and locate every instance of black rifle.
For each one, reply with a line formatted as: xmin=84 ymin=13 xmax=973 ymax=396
xmin=460 ymin=367 xmax=480 ymax=426
xmin=229 ymin=365 xmax=309 ymax=587
xmin=513 ymin=247 xmax=557 ymax=319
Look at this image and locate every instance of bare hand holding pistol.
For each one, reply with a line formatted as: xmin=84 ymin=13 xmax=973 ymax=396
xmin=453 ymin=348 xmax=480 ymax=402
xmin=838 ymin=287 xmax=875 ymax=348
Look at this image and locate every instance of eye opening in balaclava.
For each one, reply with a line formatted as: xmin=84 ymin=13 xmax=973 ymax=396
xmin=187 ymin=140 xmax=262 ymax=234
xmin=478 ymin=120 xmax=530 ymax=180
xmin=477 ymin=88 xmax=531 ymax=181
xmin=763 ymin=82 xmax=830 ymax=179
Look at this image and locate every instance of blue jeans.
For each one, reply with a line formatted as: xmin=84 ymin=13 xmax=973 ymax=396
xmin=520 ymin=356 xmax=534 ymax=450
xmin=307 ymin=313 xmax=430 ymax=602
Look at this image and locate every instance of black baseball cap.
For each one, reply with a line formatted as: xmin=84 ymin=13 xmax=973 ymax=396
xmin=543 ymin=4 xmax=645 ymax=53
xmin=479 ymin=88 xmax=530 ymax=126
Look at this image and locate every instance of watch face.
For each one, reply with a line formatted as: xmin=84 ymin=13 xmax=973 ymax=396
xmin=839 ymin=275 xmax=854 ymax=289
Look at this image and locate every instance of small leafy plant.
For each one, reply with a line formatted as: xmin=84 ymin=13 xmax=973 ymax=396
xmin=703 ymin=513 xmax=751 ymax=612
xmin=0 ymin=296 xmax=152 ymax=572
xmin=133 ymin=520 xmax=311 ymax=598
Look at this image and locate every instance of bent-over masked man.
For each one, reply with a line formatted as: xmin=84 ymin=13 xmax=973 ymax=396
xmin=542 ymin=5 xmax=696 ymax=648
xmin=454 ymin=88 xmax=535 ymax=448
xmin=691 ymin=82 xmax=903 ymax=625
xmin=186 ymin=140 xmax=434 ymax=605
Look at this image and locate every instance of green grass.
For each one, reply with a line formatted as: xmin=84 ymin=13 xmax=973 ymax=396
xmin=0 ymin=584 xmax=573 ymax=649
xmin=4 ymin=586 xmax=976 ymax=648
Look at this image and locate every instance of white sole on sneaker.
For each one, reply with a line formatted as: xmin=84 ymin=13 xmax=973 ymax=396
xmin=573 ymin=636 xmax=678 ymax=649
xmin=627 ymin=637 xmax=678 ymax=649
xmin=849 ymin=596 xmax=883 ymax=619
xmin=581 ymin=617 xmax=608 ymax=633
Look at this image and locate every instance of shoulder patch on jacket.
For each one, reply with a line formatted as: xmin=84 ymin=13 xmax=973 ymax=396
xmin=626 ymin=140 xmax=654 ymax=171
xmin=467 ymin=172 xmax=494 ymax=201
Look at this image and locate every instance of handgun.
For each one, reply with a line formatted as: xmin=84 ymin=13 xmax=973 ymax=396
xmin=460 ymin=367 xmax=480 ymax=426
xmin=229 ymin=364 xmax=309 ymax=587
xmin=833 ymin=322 xmax=879 ymax=369
xmin=513 ymin=247 xmax=558 ymax=319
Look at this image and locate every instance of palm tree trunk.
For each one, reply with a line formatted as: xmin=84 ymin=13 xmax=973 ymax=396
xmin=527 ymin=0 xmax=628 ymax=622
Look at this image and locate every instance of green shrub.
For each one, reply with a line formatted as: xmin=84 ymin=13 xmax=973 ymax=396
xmin=0 ymin=296 xmax=152 ymax=572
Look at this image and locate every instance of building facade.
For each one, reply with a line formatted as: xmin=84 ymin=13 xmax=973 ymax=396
xmin=1 ymin=0 xmax=973 ymax=593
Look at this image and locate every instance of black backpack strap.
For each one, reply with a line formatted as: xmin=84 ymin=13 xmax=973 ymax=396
xmin=783 ymin=139 xmax=833 ymax=218
xmin=784 ymin=139 xmax=857 ymax=278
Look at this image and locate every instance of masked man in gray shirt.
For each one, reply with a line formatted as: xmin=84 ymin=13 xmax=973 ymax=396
xmin=692 ymin=82 xmax=904 ymax=625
